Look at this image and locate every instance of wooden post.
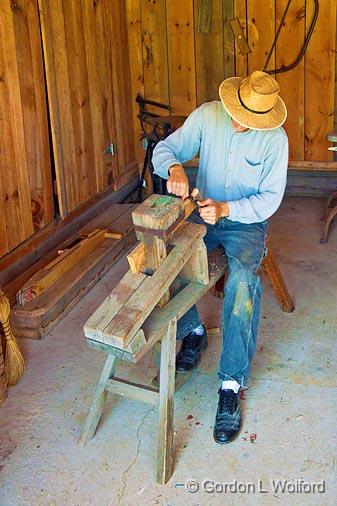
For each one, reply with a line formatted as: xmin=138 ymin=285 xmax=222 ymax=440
xmin=142 ymin=235 xmax=170 ymax=307
xmin=157 ymin=318 xmax=177 ymax=484
xmin=174 ymin=237 xmax=209 ymax=285
xmin=79 ymin=354 xmax=119 ymax=446
xmin=132 ymin=195 xmax=185 ymax=307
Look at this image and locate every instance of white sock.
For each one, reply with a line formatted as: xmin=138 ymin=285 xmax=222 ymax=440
xmin=193 ymin=324 xmax=204 ymax=336
xmin=221 ymin=380 xmax=240 ymax=393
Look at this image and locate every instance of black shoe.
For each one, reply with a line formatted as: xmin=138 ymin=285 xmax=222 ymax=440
xmin=213 ymin=389 xmax=242 ymax=444
xmin=175 ymin=326 xmax=208 ymax=372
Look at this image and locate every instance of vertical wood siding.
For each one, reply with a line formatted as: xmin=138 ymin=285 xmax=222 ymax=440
xmin=0 ymin=0 xmax=53 ymax=257
xmin=39 ymin=0 xmax=138 ymax=217
xmin=127 ymin=0 xmax=337 ymax=162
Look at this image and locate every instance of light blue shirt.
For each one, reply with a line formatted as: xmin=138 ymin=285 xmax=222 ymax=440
xmin=152 ymin=101 xmax=289 ymax=224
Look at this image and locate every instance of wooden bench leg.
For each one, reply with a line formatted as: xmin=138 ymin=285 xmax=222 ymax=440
xmin=263 ymin=247 xmax=295 ymax=313
xmin=214 ymin=247 xmax=294 ymax=313
xmin=79 ymin=354 xmax=120 ymax=446
xmin=157 ymin=318 xmax=177 ymax=484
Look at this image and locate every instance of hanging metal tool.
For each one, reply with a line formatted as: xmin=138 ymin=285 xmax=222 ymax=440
xmin=263 ymin=0 xmax=319 ymax=74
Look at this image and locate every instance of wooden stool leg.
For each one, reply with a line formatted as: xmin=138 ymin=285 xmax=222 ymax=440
xmin=79 ymin=354 xmax=120 ymax=446
xmin=214 ymin=274 xmax=225 ymax=298
xmin=263 ymin=247 xmax=295 ymax=313
xmin=320 ymin=205 xmax=337 ymax=244
xmin=157 ymin=318 xmax=177 ymax=484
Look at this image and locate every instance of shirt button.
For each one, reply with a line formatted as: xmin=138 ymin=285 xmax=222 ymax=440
xmin=225 ymin=185 xmax=230 ymax=189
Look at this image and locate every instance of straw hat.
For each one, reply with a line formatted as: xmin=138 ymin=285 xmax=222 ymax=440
xmin=219 ymin=70 xmax=287 ymax=130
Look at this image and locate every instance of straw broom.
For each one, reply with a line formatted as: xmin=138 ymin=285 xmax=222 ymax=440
xmin=0 ymin=289 xmax=24 ymax=386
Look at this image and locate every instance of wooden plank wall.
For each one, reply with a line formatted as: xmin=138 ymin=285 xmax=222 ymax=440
xmin=0 ymin=0 xmax=54 ymax=257
xmin=127 ymin=0 xmax=337 ymax=162
xmin=39 ymin=0 xmax=138 ymax=217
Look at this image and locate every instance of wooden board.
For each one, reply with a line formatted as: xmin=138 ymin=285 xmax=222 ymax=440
xmin=126 ymin=0 xmax=145 ymax=165
xmin=12 ymin=0 xmax=54 ymax=231
xmin=0 ymin=186 xmax=137 ymax=290
xmin=110 ymin=0 xmax=139 ymax=189
xmin=166 ymin=0 xmax=197 ymax=114
xmin=141 ymin=0 xmax=169 ymax=106
xmin=84 ymin=270 xmax=148 ymax=345
xmin=276 ymin=0 xmax=305 ymax=161
xmin=195 ymin=0 xmax=224 ymax=105
xmin=223 ymin=0 xmax=235 ymax=78
xmin=135 ymin=248 xmax=226 ymax=362
xmin=248 ymin=0 xmax=275 ymax=73
xmin=16 ymin=229 xmax=121 ymax=306
xmin=234 ymin=0 xmax=248 ymax=77
xmin=305 ymin=0 xmax=336 ymax=160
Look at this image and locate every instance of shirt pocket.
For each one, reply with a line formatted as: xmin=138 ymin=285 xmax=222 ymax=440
xmin=239 ymin=156 xmax=263 ymax=190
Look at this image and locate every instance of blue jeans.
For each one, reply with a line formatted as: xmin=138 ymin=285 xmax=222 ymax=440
xmin=177 ymin=212 xmax=268 ymax=387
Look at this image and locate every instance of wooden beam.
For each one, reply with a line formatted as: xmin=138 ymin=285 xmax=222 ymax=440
xmin=105 ymin=377 xmax=158 ymax=405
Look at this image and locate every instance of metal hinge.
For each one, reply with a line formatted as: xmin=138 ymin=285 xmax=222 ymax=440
xmin=104 ymin=143 xmax=115 ymax=155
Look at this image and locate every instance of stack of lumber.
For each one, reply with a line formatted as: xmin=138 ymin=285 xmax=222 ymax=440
xmin=2 ymin=204 xmax=137 ymax=339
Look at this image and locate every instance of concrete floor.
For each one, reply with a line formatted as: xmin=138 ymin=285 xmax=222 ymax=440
xmin=1 ymin=196 xmax=336 ymax=506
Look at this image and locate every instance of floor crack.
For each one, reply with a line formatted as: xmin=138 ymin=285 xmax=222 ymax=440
xmin=116 ymin=407 xmax=153 ymax=505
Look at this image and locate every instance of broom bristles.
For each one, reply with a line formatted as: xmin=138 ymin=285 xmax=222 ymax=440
xmin=4 ymin=336 xmax=25 ymax=386
xmin=0 ymin=290 xmax=25 ymax=386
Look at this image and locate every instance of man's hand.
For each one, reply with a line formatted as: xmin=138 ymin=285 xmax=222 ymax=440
xmin=198 ymin=198 xmax=229 ymax=225
xmin=167 ymin=164 xmax=189 ymax=199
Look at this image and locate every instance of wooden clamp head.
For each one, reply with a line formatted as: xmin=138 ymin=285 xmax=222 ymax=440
xmin=132 ymin=194 xmax=185 ymax=241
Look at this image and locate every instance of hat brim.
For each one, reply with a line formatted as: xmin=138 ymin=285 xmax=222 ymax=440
xmin=219 ymin=77 xmax=287 ymax=130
